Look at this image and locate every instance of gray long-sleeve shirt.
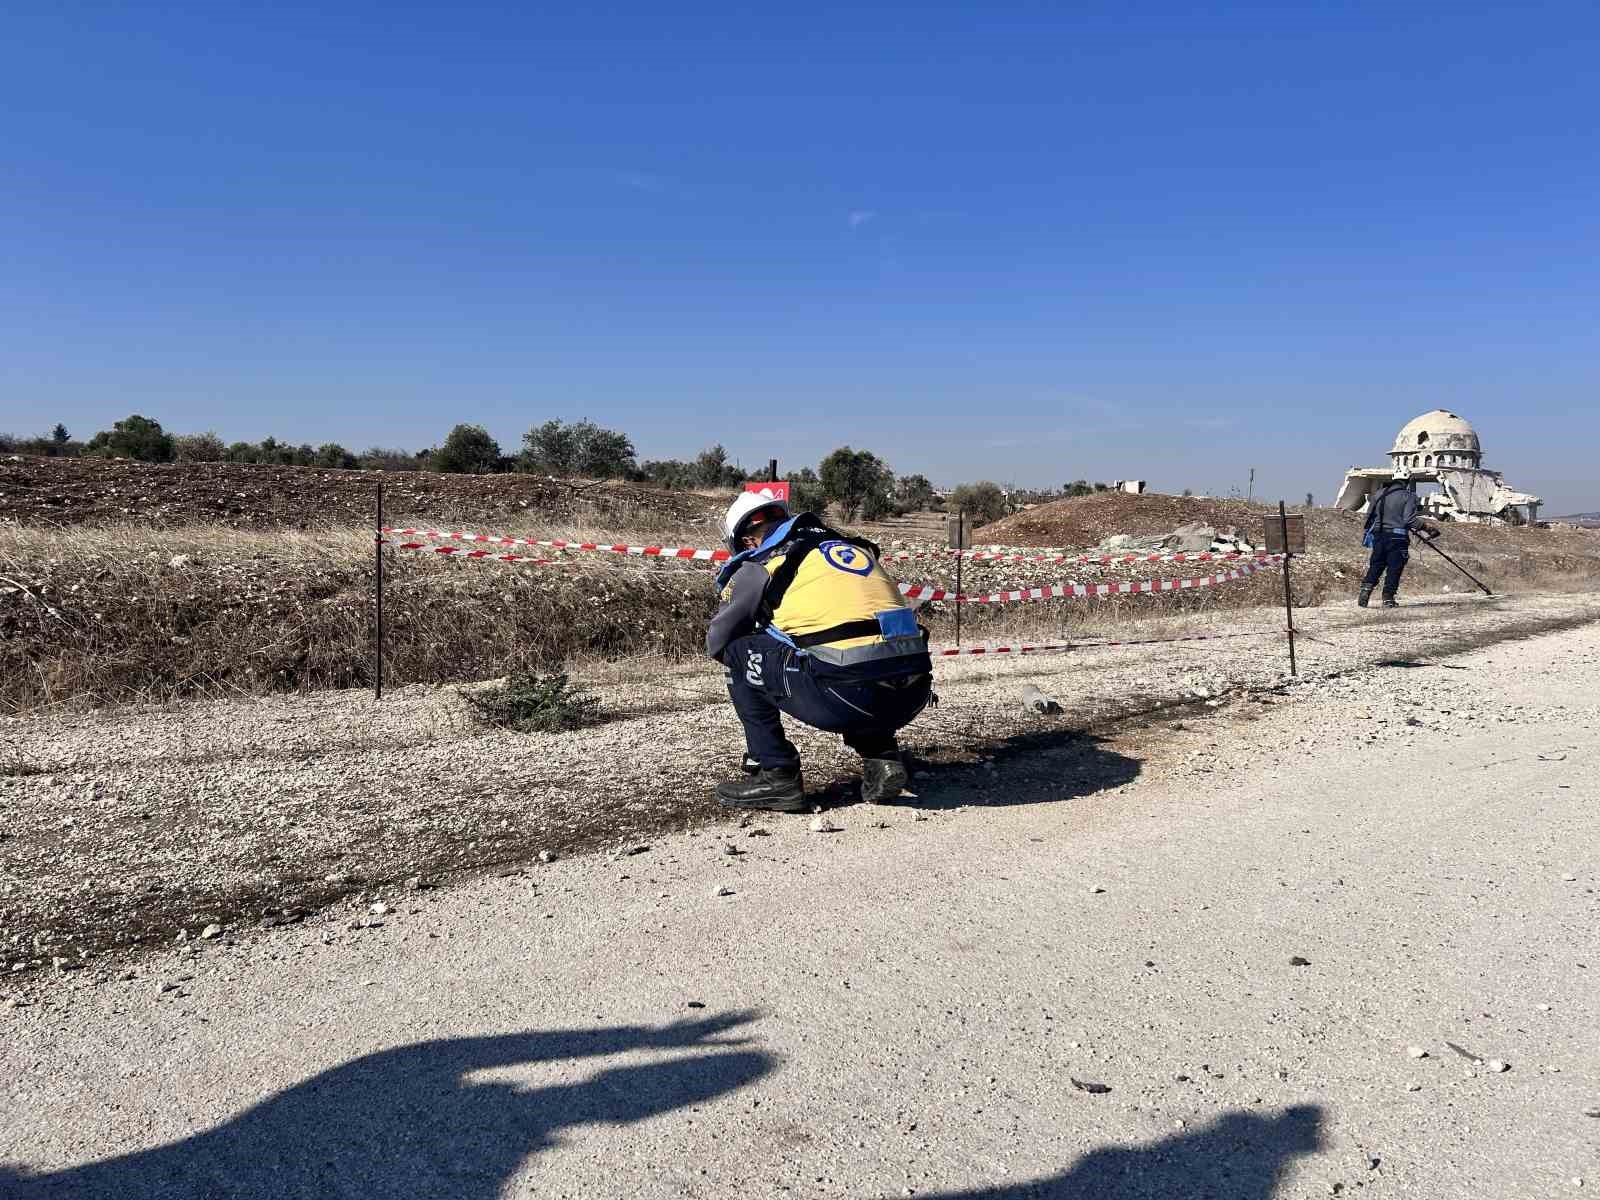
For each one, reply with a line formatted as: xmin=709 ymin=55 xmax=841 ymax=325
xmin=706 ymin=562 xmax=770 ymax=661
xmin=1367 ymin=485 xmax=1424 ymax=535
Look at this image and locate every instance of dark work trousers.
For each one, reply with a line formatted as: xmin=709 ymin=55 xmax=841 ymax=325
xmin=1362 ymin=532 xmax=1411 ymax=599
xmin=721 ymin=632 xmax=932 ymax=769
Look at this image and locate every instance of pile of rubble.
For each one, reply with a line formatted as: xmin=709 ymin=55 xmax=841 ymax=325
xmin=1099 ymin=522 xmax=1261 ymax=555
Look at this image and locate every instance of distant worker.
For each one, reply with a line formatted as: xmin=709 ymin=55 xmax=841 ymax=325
xmin=1359 ymin=467 xmax=1440 ymax=608
xmin=707 ymin=492 xmax=933 ymax=812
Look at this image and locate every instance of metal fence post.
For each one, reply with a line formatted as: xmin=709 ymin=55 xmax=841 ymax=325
xmin=375 ymin=481 xmax=384 ymax=701
xmin=1279 ymin=500 xmax=1297 ymax=677
xmin=954 ymin=509 xmax=964 ymax=648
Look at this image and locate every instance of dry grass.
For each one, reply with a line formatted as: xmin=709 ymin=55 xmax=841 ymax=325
xmin=5 ymin=507 xmax=1596 ymax=713
xmin=0 ymin=521 xmax=715 ymax=712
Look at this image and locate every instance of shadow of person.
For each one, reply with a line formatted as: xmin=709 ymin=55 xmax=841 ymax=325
xmin=826 ymin=729 xmax=1140 ymax=811
xmin=920 ymin=1104 xmax=1325 ymax=1199
xmin=2 ymin=1011 xmax=773 ymax=1199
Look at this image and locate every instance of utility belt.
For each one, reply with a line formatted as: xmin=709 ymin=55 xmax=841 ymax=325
xmin=766 ymin=608 xmax=932 ymax=684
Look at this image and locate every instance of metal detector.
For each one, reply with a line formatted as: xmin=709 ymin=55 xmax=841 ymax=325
xmin=1415 ymin=533 xmax=1493 ymax=596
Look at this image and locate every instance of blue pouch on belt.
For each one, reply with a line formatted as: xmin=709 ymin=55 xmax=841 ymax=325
xmin=875 ymin=608 xmax=920 ymax=639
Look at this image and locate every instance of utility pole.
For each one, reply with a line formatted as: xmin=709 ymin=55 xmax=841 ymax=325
xmin=1247 ymin=468 xmax=1255 ymax=504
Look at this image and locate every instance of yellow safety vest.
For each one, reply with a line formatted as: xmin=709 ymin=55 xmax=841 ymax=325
xmin=761 ymin=539 xmax=910 ymax=650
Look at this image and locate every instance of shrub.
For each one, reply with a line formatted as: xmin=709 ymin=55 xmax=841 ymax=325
xmin=819 ymin=446 xmax=893 ymax=520
xmin=946 ymin=480 xmax=1008 ymax=526
xmin=895 ymin=473 xmax=936 ymax=512
xmin=316 ymin=443 xmax=358 ymax=469
xmin=463 ymin=671 xmax=603 ymax=733
xmin=519 ymin=420 xmax=636 ymax=479
xmin=693 ymin=444 xmax=745 ymax=488
xmin=431 ymin=424 xmax=503 ymax=474
xmin=174 ymin=431 xmax=227 ymax=462
xmin=787 ymin=467 xmax=828 ymax=514
xmin=358 ymin=446 xmax=417 ymax=471
xmin=639 ymin=458 xmax=696 ymax=489
xmin=86 ymin=414 xmax=175 ymax=462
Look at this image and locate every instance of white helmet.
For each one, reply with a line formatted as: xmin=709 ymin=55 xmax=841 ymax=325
xmin=722 ymin=491 xmax=791 ymax=552
xmin=1392 ymin=466 xmax=1413 ymax=484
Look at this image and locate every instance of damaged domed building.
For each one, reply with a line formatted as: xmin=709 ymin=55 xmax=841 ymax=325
xmin=1333 ymin=409 xmax=1543 ymax=524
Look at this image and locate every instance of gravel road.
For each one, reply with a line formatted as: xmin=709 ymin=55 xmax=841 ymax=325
xmin=3 ymin=592 xmax=1597 ymax=965
xmin=3 ymin=599 xmax=1598 ymax=1197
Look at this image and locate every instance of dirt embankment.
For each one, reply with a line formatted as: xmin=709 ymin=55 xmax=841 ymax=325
xmin=0 ymin=455 xmax=722 ymax=534
xmin=978 ymin=491 xmax=1600 ymax=594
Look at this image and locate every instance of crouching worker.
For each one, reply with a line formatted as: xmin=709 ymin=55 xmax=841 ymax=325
xmin=707 ymin=493 xmax=933 ymax=813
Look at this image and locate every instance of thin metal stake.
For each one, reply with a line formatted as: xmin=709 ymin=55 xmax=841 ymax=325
xmin=1279 ymin=500 xmax=1297 ymax=677
xmin=375 ymin=481 xmax=384 ymax=701
xmin=954 ymin=508 xmax=964 ymax=648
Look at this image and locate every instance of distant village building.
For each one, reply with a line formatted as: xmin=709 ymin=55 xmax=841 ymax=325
xmin=1333 ymin=409 xmax=1541 ymax=524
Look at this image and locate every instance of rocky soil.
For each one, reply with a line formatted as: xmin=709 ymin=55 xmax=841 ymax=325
xmin=0 ymin=454 xmax=722 ymax=533
xmin=3 ymin=591 xmax=1596 ymax=978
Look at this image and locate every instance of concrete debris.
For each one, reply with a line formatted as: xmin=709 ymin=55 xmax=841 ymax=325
xmin=199 ymin=924 xmax=223 ymax=940
xmin=1022 ymin=684 xmax=1063 ymax=716
xmin=1164 ymin=522 xmax=1219 ymax=554
xmin=809 ymin=816 xmax=841 ymax=834
xmin=1486 ymin=1059 xmax=1510 ymax=1073
xmin=538 ymin=850 xmax=557 ymax=864
xmin=1407 ymin=1046 xmax=1428 ymax=1059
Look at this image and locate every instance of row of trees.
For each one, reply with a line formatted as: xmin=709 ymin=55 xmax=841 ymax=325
xmin=2 ymin=413 xmax=1021 ymax=524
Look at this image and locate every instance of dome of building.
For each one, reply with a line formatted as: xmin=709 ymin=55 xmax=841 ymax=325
xmin=1389 ymin=409 xmax=1482 ymax=470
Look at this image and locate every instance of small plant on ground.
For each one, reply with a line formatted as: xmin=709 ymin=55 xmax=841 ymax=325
xmin=463 ymin=671 xmax=603 ymax=733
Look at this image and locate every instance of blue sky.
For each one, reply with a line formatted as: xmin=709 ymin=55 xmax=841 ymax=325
xmin=3 ymin=2 xmax=1596 ymax=511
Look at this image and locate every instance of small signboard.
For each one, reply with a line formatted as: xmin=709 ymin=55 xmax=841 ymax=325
xmin=1263 ymin=514 xmax=1307 ymax=555
xmin=948 ymin=512 xmax=973 ymax=550
xmin=743 ymin=481 xmax=790 ymax=503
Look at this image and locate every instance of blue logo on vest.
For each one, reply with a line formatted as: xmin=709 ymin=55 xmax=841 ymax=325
xmin=819 ymin=540 xmax=873 ymax=575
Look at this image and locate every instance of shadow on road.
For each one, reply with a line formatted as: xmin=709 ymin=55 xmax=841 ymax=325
xmin=1 ymin=1012 xmax=773 ymax=1199
xmin=923 ymin=1104 xmax=1326 ymax=1199
xmin=838 ymin=727 xmax=1142 ymax=811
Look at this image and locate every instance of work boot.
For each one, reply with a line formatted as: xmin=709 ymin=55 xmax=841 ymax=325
xmin=1382 ymin=596 xmax=1399 ymax=608
xmin=1357 ymin=586 xmax=1372 ymax=608
xmin=861 ymin=753 xmax=909 ymax=805
xmin=716 ymin=767 xmax=806 ymax=813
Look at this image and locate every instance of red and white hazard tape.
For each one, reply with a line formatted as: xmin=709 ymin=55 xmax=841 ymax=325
xmin=928 ymin=629 xmax=1280 ymax=657
xmin=899 ymin=559 xmax=1278 ymax=604
xmin=383 ymin=539 xmax=556 ymax=567
xmin=886 ymin=548 xmax=1280 ymax=566
xmin=382 ymin=527 xmax=732 ymax=562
